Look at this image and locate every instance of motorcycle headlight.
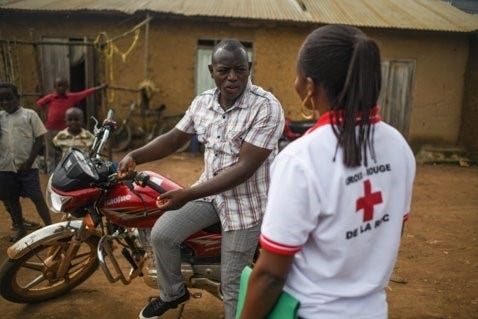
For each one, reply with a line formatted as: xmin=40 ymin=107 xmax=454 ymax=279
xmin=46 ymin=175 xmax=72 ymax=213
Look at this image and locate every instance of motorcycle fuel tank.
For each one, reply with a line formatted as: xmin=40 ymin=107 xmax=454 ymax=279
xmin=100 ymin=171 xmax=183 ymax=228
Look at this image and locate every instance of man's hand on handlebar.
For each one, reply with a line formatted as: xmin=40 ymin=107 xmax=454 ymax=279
xmin=117 ymin=154 xmax=136 ymax=179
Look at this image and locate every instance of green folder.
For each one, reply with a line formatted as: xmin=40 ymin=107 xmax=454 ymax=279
xmin=235 ymin=266 xmax=300 ymax=319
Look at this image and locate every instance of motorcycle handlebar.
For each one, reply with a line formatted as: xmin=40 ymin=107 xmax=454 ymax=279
xmin=133 ymin=172 xmax=167 ymax=194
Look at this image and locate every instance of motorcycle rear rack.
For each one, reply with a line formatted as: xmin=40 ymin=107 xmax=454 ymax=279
xmin=97 ymin=234 xmax=143 ymax=284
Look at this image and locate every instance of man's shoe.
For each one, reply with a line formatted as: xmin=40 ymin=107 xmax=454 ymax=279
xmin=11 ymin=218 xmax=41 ymax=231
xmin=139 ymin=290 xmax=190 ymax=319
xmin=9 ymin=230 xmax=27 ymax=242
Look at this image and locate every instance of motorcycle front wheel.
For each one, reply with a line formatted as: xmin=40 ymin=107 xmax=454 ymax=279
xmin=0 ymin=235 xmax=99 ymax=303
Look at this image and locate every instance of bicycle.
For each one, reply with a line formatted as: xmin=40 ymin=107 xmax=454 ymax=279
xmin=110 ymin=101 xmax=135 ymax=152
xmin=143 ymin=104 xmax=191 ymax=152
xmin=111 ymin=102 xmax=190 ymax=153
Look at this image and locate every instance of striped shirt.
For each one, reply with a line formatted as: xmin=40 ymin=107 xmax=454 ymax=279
xmin=176 ymin=80 xmax=284 ymax=231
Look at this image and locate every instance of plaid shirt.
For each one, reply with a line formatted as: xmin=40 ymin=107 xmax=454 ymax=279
xmin=176 ymin=80 xmax=284 ymax=231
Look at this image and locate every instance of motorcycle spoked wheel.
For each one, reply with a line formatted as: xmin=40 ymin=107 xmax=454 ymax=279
xmin=0 ymin=235 xmax=100 ymax=303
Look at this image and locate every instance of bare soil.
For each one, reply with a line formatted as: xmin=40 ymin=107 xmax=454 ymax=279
xmin=0 ymin=153 xmax=477 ymax=319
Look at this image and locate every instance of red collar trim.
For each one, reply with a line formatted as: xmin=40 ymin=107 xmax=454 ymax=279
xmin=305 ymin=106 xmax=381 ymax=135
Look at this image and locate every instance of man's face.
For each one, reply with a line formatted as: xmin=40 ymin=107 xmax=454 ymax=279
xmin=209 ymin=48 xmax=250 ymax=107
xmin=0 ymin=88 xmax=19 ymax=114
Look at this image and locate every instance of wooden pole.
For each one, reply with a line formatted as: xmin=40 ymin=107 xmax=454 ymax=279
xmin=144 ymin=13 xmax=150 ymax=80
xmin=0 ymin=39 xmax=95 ymax=46
xmin=30 ymin=30 xmax=44 ymax=94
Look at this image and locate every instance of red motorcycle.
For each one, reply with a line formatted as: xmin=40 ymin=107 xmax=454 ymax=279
xmin=0 ymin=110 xmax=224 ymax=304
xmin=278 ymin=117 xmax=315 ymax=151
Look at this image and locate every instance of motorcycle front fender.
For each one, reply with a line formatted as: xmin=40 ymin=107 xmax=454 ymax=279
xmin=7 ymin=220 xmax=86 ymax=260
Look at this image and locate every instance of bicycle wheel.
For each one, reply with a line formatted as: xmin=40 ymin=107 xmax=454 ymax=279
xmin=111 ymin=124 xmax=132 ymax=152
xmin=155 ymin=122 xmax=191 ymax=153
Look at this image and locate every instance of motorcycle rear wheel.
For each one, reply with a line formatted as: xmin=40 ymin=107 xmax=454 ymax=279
xmin=0 ymin=235 xmax=99 ymax=303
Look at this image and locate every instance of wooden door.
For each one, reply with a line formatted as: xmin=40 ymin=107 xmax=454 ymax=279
xmin=40 ymin=37 xmax=97 ymax=126
xmin=378 ymin=60 xmax=416 ymax=138
xmin=40 ymin=37 xmax=70 ymax=93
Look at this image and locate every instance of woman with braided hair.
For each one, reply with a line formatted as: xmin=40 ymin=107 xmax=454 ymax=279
xmin=240 ymin=25 xmax=416 ymax=319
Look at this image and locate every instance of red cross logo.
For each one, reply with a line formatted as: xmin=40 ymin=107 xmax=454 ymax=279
xmin=356 ymin=180 xmax=383 ymax=222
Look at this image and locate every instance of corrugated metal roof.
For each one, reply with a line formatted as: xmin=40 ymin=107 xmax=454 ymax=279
xmin=448 ymin=0 xmax=478 ymax=15
xmin=1 ymin=0 xmax=477 ymax=32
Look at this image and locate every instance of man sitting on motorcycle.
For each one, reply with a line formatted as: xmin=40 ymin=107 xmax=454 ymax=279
xmin=117 ymin=39 xmax=285 ymax=319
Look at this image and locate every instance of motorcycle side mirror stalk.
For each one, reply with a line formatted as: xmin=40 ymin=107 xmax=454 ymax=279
xmin=90 ymin=116 xmax=100 ymax=135
xmin=89 ymin=109 xmax=116 ymax=159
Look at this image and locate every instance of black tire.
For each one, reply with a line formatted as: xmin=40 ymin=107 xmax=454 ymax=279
xmin=0 ymin=235 xmax=100 ymax=303
xmin=111 ymin=124 xmax=132 ymax=152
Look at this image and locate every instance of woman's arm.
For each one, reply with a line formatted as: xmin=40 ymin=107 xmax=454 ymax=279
xmin=240 ymin=249 xmax=295 ymax=319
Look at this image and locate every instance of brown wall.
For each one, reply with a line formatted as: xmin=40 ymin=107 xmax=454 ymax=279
xmin=459 ymin=34 xmax=478 ymax=152
xmin=370 ymin=29 xmax=470 ymax=148
xmin=0 ymin=12 xmax=473 ymax=149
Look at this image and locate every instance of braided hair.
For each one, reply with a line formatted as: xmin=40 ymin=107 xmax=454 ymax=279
xmin=298 ymin=25 xmax=382 ymax=167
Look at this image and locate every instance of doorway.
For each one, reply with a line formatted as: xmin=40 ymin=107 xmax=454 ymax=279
xmin=40 ymin=37 xmax=97 ymax=129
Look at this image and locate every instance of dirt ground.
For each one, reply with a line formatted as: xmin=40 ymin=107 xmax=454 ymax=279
xmin=0 ymin=152 xmax=477 ymax=319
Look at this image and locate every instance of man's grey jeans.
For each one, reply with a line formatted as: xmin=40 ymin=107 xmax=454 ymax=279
xmin=150 ymin=200 xmax=260 ymax=319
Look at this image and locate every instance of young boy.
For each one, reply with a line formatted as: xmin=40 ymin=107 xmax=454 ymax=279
xmin=36 ymin=78 xmax=105 ymax=173
xmin=0 ymin=82 xmax=52 ymax=242
xmin=53 ymin=107 xmax=95 ymax=159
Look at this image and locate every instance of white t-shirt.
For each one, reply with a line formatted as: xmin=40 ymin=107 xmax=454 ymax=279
xmin=260 ymin=111 xmax=416 ymax=319
xmin=0 ymin=107 xmax=47 ymax=172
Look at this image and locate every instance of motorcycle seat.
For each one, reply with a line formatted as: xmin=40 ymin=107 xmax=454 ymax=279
xmin=203 ymin=222 xmax=221 ymax=234
xmin=288 ymin=120 xmax=315 ymax=134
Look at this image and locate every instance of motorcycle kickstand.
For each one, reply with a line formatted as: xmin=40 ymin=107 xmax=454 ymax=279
xmin=175 ymin=304 xmax=186 ymax=319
